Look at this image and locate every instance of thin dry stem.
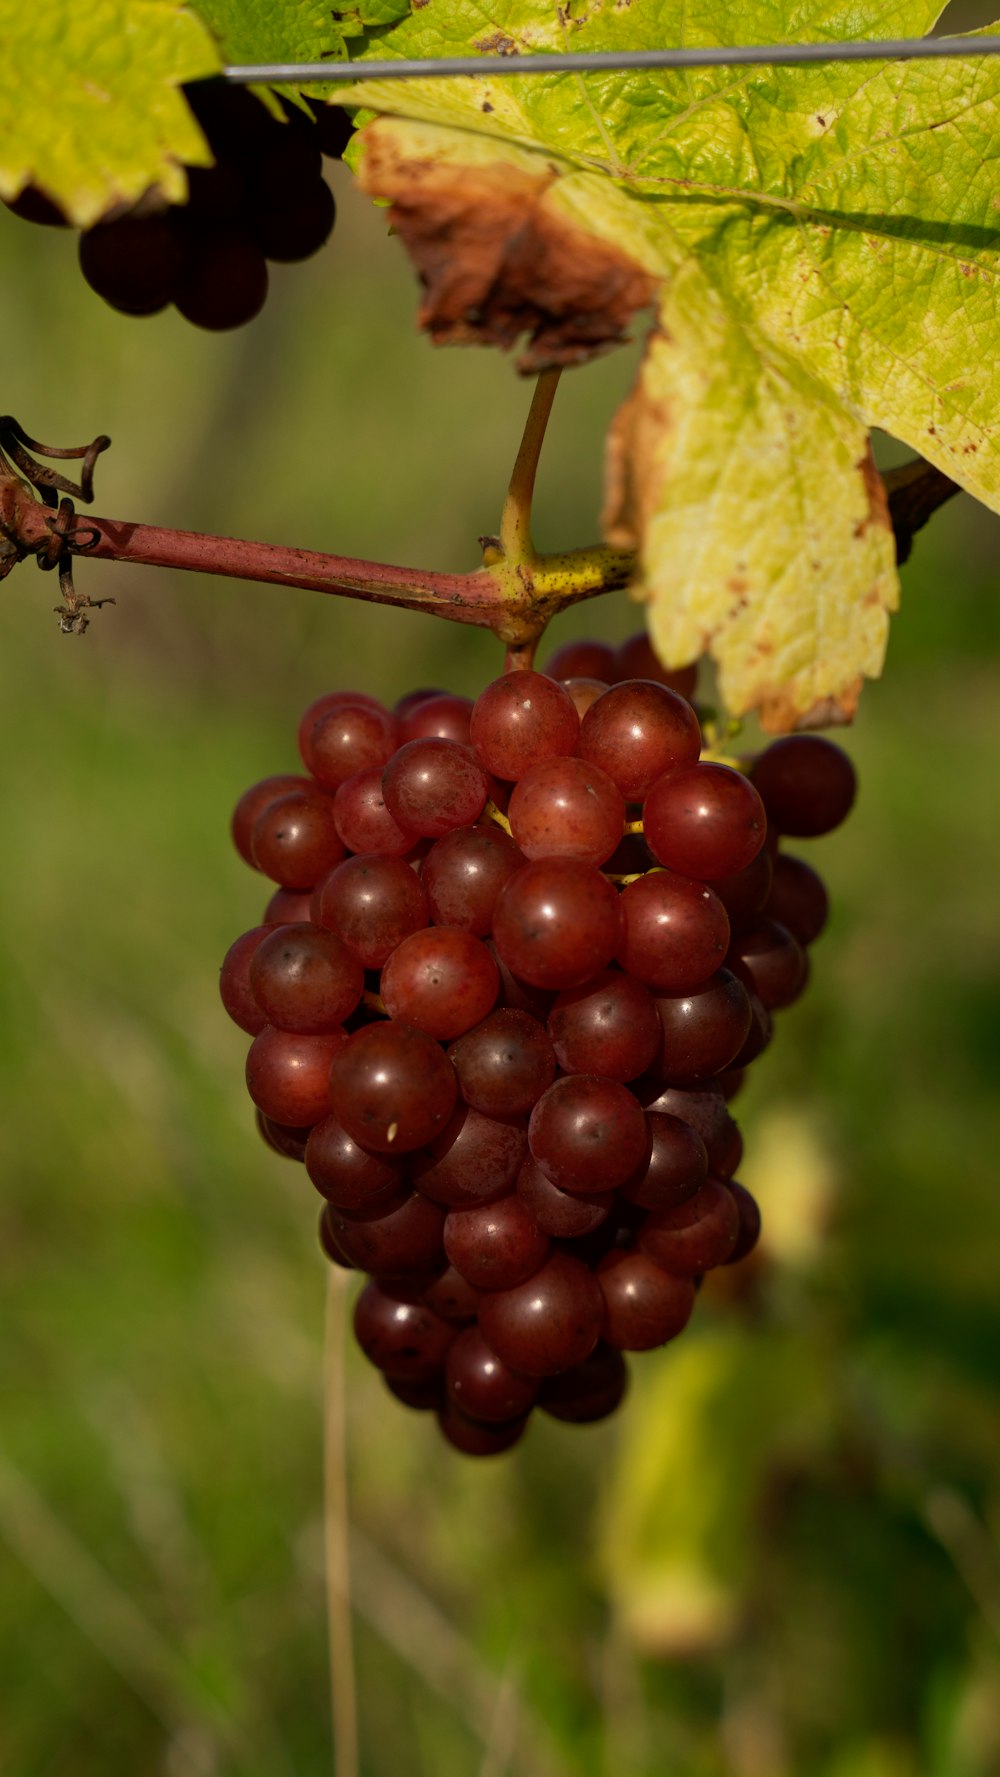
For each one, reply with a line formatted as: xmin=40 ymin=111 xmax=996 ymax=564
xmin=324 ymin=1265 xmax=359 ymax=1777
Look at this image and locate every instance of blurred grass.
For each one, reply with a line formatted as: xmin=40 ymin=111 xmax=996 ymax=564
xmin=0 ymin=155 xmax=999 ymax=1777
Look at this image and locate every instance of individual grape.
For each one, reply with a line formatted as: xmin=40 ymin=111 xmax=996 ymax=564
xmin=328 ymin=1020 xmax=457 ymax=1153
xmin=470 ymin=671 xmax=579 ymax=781
xmin=596 ymin=1250 xmax=697 ymax=1350
xmin=186 ymin=77 xmax=274 ymax=154
xmin=2 ymin=184 xmax=68 ymax=225
xmin=644 ymin=763 xmax=767 ymax=880
xmin=399 ymin=693 xmax=474 ymax=747
xmin=380 ymin=926 xmax=498 ymax=1040
xmin=307 ymin=98 xmax=357 ymax=159
xmin=711 ymin=1117 xmax=743 ymax=1182
xmin=515 ymin=1155 xmax=613 ymax=1239
xmin=492 ymin=858 xmax=623 ymax=991
xmin=538 ymin=1343 xmax=628 ymax=1423
xmin=528 ymin=1075 xmax=649 ymax=1195
xmin=296 ymin=690 xmax=383 ymax=762
xmin=382 ymin=738 xmax=489 ymax=838
xmin=264 ymin=886 xmax=314 ymax=924
xmin=711 ymin=847 xmax=774 ymax=930
xmin=544 ymin=638 xmax=617 ymax=681
xmin=749 ymin=735 xmax=856 ymax=836
xmin=410 ymin=1102 xmax=528 ymax=1208
xmin=325 ymin=1189 xmax=446 ymax=1277
xmin=727 ymin=919 xmax=808 ymax=1011
xmin=731 ymin=991 xmax=772 ymax=1067
xmin=437 ymin=1402 xmax=529 ymax=1455
xmin=353 ymin=1279 xmax=454 ymax=1381
xmin=385 ymin=1375 xmax=444 ymax=1412
xmin=394 ymin=687 xmax=447 ymax=720
xmin=247 ymin=111 xmax=323 ymax=204
xmin=638 ymin=1178 xmax=741 ymax=1274
xmin=231 ymin=773 xmax=312 ymax=868
xmin=613 ymin=633 xmax=698 ymax=700
xmin=251 ymin=178 xmax=336 ymax=261
xmin=318 ymin=1206 xmax=355 ymax=1269
xmin=445 ymin=1326 xmax=539 ymax=1423
xmin=245 ymin=1025 xmax=345 ymax=1125
xmin=184 ymin=152 xmax=246 ymax=223
xmin=477 ymin=1252 xmax=604 ymax=1377
xmin=654 ymin=969 xmax=753 ymax=1083
xmin=421 ymin=1266 xmax=481 ymax=1323
xmin=313 ymin=853 xmax=428 ymax=968
xmin=547 ymin=970 xmax=661 ymax=1082
xmin=764 ymin=853 xmax=829 ymax=945
xmin=304 ymin=1113 xmax=402 ymax=1212
xmin=562 ymin=676 xmax=612 ymax=721
xmin=333 ymin=767 xmax=415 ymax=856
xmin=219 ymin=925 xmax=272 ymax=1034
xmin=256 ymin=1111 xmax=311 ymax=1163
xmin=618 ymin=1111 xmax=708 ymax=1211
xmin=616 ymin=870 xmax=730 ymax=994
xmin=251 ymin=790 xmax=345 ymax=889
xmin=578 ymin=680 xmax=702 ymax=801
xmin=447 ymin=1010 xmax=556 ymax=1118
xmin=422 ymin=823 xmax=525 ymax=935
xmin=723 ymin=1180 xmax=762 ymax=1265
xmin=507 ymin=756 xmax=624 ymax=866
xmin=301 ymin=700 xmax=398 ymax=788
xmin=174 ymin=228 xmax=269 ymax=330
xmin=637 ymin=1081 xmax=734 ymax=1168
xmin=443 ymin=1192 xmax=550 ymax=1291
xmin=79 ymin=213 xmax=189 ymax=314
xmin=249 ymin=922 xmax=363 ymax=1032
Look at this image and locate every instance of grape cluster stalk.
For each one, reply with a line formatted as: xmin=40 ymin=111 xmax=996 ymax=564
xmin=1 ymin=83 xmax=351 ymax=331
xmin=221 ymin=634 xmax=855 ymax=1456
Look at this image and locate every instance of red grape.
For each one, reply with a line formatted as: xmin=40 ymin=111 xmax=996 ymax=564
xmin=328 ymin=1020 xmax=457 ymax=1153
xmin=644 ymin=763 xmax=766 ymax=880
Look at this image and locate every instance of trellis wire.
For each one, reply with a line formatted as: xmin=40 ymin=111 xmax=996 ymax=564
xmin=223 ymin=34 xmax=1000 ymax=84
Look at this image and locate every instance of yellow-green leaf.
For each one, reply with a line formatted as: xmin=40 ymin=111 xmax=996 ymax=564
xmin=0 ymin=0 xmax=220 ymax=227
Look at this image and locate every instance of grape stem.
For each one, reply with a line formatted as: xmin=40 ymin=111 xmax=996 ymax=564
xmin=498 ymin=370 xmax=561 ymax=571
xmin=0 ymin=417 xmax=634 ymax=648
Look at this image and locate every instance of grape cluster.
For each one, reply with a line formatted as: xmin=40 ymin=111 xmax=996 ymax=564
xmin=221 ymin=634 xmax=855 ymax=1456
xmin=2 ymin=85 xmax=351 ymax=331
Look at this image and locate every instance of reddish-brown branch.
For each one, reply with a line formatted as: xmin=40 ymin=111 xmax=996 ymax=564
xmin=9 ymin=497 xmax=502 ymax=622
xmin=1 ymin=473 xmax=633 ymax=643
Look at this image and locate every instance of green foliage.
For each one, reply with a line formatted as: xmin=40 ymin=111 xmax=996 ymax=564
xmin=0 ymin=0 xmax=219 ymax=225
xmin=193 ymin=0 xmax=350 ymax=69
xmin=340 ymin=0 xmax=1000 ymax=722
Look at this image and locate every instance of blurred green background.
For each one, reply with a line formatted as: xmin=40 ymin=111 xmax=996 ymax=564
xmin=1 ymin=137 xmax=999 ymax=1777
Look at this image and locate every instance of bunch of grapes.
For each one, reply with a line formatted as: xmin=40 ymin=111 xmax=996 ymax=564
xmin=1 ymin=84 xmax=351 ymax=331
xmin=221 ymin=634 xmax=855 ymax=1456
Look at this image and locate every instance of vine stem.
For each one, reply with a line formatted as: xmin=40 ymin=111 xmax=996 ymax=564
xmin=0 ymin=476 xmax=635 ymax=643
xmin=324 ymin=1265 xmax=359 ymax=1777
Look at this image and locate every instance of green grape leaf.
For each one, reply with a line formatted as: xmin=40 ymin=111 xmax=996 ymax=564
xmin=192 ymin=0 xmax=348 ymax=67
xmin=341 ymin=0 xmax=1000 ymax=727
xmin=0 ymin=0 xmax=220 ymax=228
xmin=349 ymin=0 xmax=412 ymax=28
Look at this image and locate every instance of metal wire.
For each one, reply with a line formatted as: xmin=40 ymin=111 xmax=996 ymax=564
xmin=223 ymin=34 xmax=1000 ymax=84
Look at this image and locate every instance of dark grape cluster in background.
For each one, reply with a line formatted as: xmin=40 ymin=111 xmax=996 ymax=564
xmin=1 ymin=83 xmax=352 ymax=331
xmin=221 ymin=635 xmax=856 ymax=1456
